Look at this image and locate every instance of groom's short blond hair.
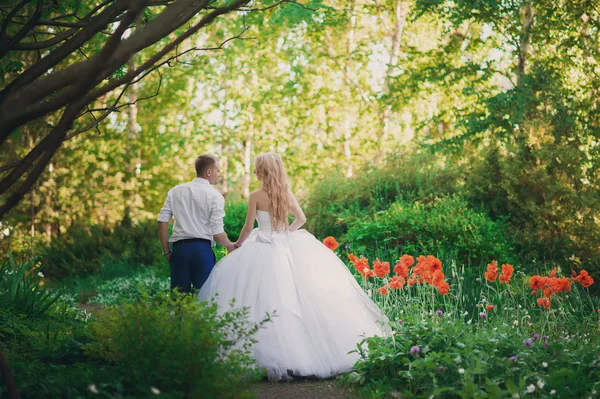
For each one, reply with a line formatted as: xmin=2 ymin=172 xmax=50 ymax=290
xmin=195 ymin=154 xmax=218 ymax=176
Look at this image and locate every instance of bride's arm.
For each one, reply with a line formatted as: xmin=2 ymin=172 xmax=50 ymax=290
xmin=288 ymin=193 xmax=306 ymax=232
xmin=234 ymin=193 xmax=257 ymax=247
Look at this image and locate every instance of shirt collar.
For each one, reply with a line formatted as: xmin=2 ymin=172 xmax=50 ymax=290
xmin=192 ymin=177 xmax=210 ymax=185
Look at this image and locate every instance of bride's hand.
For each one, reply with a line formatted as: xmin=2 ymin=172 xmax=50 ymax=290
xmin=234 ymin=241 xmax=243 ymax=248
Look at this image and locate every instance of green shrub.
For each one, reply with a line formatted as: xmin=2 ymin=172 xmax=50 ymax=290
xmin=86 ymin=292 xmax=268 ymax=398
xmin=224 ymin=199 xmax=250 ymax=241
xmin=305 ymin=150 xmax=462 ymax=239
xmin=41 ymin=221 xmax=163 ymax=280
xmin=346 ymin=317 xmax=600 ymax=398
xmin=464 ymin=143 xmax=600 ymax=272
xmin=0 ymin=258 xmax=61 ymax=317
xmin=41 ymin=224 xmax=106 ymax=279
xmin=41 ymin=201 xmax=248 ymax=281
xmin=344 ymin=196 xmax=516 ymax=266
xmin=0 ymin=289 xmax=112 ymax=399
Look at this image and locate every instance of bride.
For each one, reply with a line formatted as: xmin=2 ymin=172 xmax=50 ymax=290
xmin=197 ymin=152 xmax=389 ymax=381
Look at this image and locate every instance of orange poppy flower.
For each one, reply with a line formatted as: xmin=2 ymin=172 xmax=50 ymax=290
xmin=575 ymin=270 xmax=594 ymax=288
xmin=431 ymin=257 xmax=443 ymax=272
xmin=486 ymin=304 xmax=495 ymax=310
xmin=389 ymin=276 xmax=406 ymax=289
xmin=484 ymin=261 xmax=498 ymax=282
xmin=550 ymin=268 xmax=557 ymax=278
xmin=432 ymin=270 xmax=445 ymax=287
xmin=373 ymin=258 xmax=391 ymax=278
xmin=348 ymin=253 xmax=358 ymax=264
xmin=323 ymin=236 xmax=339 ymax=251
xmin=499 ymin=264 xmax=514 ymax=284
xmin=537 ymin=297 xmax=551 ymax=309
xmin=399 ymin=254 xmax=415 ymax=267
xmin=437 ymin=281 xmax=450 ymax=295
xmin=529 ymin=276 xmax=545 ymax=290
xmin=363 ymin=269 xmax=376 ymax=280
xmin=352 ymin=257 xmax=370 ymax=276
xmin=393 ymin=261 xmax=410 ymax=278
xmin=379 ymin=286 xmax=388 ymax=296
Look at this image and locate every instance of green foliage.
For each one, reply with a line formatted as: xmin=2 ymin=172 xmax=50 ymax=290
xmin=87 ymin=267 xmax=169 ymax=306
xmin=86 ymin=292 xmax=268 ymax=398
xmin=40 ymin=200 xmax=248 ymax=281
xmin=346 ymin=316 xmax=600 ymax=398
xmin=345 ymin=196 xmax=515 ymax=266
xmin=224 ymin=199 xmax=251 ymax=242
xmin=0 ymin=257 xmax=61 ymax=317
xmin=0 ymin=286 xmax=109 ymax=398
xmin=41 ymin=220 xmax=163 ymax=279
xmin=305 ymin=150 xmax=463 ymax=239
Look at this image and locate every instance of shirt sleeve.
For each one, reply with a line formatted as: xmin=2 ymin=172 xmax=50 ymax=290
xmin=157 ymin=190 xmax=174 ymax=222
xmin=210 ymin=194 xmax=226 ymax=235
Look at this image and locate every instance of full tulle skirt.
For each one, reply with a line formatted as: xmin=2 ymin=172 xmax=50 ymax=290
xmin=197 ymin=229 xmax=390 ymax=380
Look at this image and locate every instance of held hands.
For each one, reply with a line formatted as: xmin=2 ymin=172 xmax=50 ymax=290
xmin=226 ymin=243 xmax=237 ymax=253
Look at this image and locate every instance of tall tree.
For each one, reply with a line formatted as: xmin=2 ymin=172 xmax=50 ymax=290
xmin=0 ymin=0 xmax=296 ymax=219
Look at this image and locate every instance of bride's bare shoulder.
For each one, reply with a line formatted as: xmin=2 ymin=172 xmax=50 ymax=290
xmin=250 ymin=189 xmax=268 ymax=198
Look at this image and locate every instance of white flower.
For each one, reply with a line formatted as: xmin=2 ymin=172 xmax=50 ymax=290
xmin=38 ymin=272 xmax=44 ymax=278
xmin=550 ymin=390 xmax=556 ymax=395
xmin=527 ymin=384 xmax=536 ymax=393
xmin=512 ymin=394 xmax=520 ymax=399
xmin=88 ymin=384 xmax=99 ymax=394
xmin=458 ymin=368 xmax=465 ymax=374
xmin=513 ymin=320 xmax=519 ymax=326
xmin=150 ymin=386 xmax=161 ymax=395
xmin=542 ymin=362 xmax=548 ymax=368
xmin=537 ymin=379 xmax=545 ymax=389
xmin=2 ymin=228 xmax=9 ymax=236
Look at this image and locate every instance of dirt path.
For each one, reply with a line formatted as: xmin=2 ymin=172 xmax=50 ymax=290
xmin=251 ymin=378 xmax=359 ymax=399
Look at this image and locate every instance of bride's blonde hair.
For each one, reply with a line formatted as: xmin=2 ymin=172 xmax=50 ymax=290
xmin=255 ymin=153 xmax=291 ymax=230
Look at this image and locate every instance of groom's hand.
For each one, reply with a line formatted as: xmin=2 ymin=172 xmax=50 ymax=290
xmin=226 ymin=243 xmax=236 ymax=253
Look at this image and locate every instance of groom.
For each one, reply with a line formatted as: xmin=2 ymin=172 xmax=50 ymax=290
xmin=157 ymin=154 xmax=236 ymax=293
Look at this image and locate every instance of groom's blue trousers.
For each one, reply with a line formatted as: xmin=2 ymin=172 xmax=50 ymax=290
xmin=170 ymin=238 xmax=215 ymax=293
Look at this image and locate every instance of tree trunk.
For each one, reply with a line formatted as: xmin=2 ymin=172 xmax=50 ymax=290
xmin=241 ymin=133 xmax=253 ymax=198
xmin=0 ymin=345 xmax=20 ymax=399
xmin=343 ymin=119 xmax=353 ymax=177
xmin=220 ymin=154 xmax=228 ymax=196
xmin=379 ymin=0 xmax=408 ymax=147
xmin=343 ymin=0 xmax=357 ymax=178
xmin=517 ymin=2 xmax=534 ymax=85
xmin=124 ymin=16 xmax=142 ymax=219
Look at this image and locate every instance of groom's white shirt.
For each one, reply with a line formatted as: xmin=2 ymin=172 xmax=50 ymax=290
xmin=157 ymin=177 xmax=225 ymax=245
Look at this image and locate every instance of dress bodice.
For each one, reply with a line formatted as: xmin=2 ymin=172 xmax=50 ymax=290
xmin=256 ymin=210 xmax=275 ymax=233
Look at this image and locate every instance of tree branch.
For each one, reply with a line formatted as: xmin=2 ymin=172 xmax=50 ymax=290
xmin=0 ymin=0 xmax=31 ymax=43
xmin=0 ymin=0 xmax=44 ymax=59
xmin=66 ymin=70 xmax=163 ymax=141
xmin=0 ymin=0 xmax=130 ymax=105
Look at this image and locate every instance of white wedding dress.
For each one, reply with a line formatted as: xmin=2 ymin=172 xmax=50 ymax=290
xmin=197 ymin=210 xmax=390 ymax=380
